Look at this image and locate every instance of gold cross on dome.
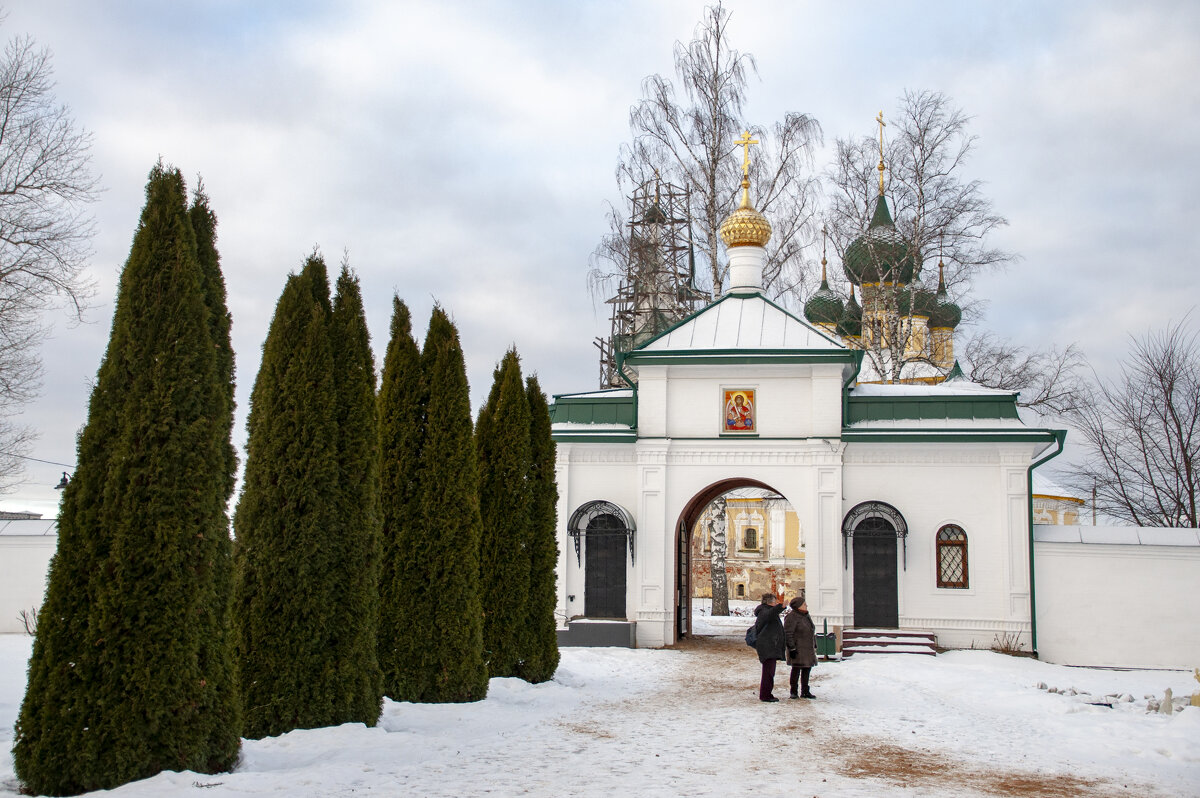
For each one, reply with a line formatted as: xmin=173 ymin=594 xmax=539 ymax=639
xmin=736 ymin=130 xmax=759 ymax=178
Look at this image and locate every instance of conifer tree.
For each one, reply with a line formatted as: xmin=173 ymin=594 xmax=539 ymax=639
xmin=417 ymin=307 xmax=488 ymax=701
xmin=519 ymin=375 xmax=561 ymax=683
xmin=233 ymin=255 xmax=343 ymax=738
xmin=328 ymin=264 xmax=384 ymax=724
xmin=477 ymin=350 xmax=532 ymax=678
xmin=377 ymin=297 xmax=429 ymax=700
xmin=13 ymin=164 xmax=240 ymax=795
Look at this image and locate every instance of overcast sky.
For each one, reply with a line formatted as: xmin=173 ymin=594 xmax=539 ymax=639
xmin=3 ymin=0 xmax=1198 ymax=514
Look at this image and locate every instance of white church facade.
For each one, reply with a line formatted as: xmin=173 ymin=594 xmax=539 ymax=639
xmin=550 ymin=152 xmax=1068 ymax=653
xmin=550 ymin=297 xmax=1060 ymax=651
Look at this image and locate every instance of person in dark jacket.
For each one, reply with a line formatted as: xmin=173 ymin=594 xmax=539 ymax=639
xmin=784 ymin=595 xmax=817 ymax=699
xmin=752 ymin=593 xmax=786 ymax=702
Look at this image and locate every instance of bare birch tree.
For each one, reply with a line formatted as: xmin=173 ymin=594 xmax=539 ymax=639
xmin=595 ymin=2 xmax=821 ymax=300
xmin=707 ymin=496 xmax=729 ymax=616
xmin=1063 ymin=320 xmax=1200 ymax=527
xmin=0 ymin=31 xmax=97 ymax=489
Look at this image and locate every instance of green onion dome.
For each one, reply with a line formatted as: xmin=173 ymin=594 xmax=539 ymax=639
xmin=912 ymin=288 xmax=937 ymax=318
xmin=804 ymin=259 xmax=844 ymax=326
xmin=842 ymin=194 xmax=918 ymax=286
xmin=838 ymin=285 xmax=863 ymax=338
xmin=930 ymin=261 xmax=961 ymax=329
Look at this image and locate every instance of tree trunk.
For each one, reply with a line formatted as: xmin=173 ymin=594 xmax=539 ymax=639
xmin=708 ymin=497 xmax=729 ymax=616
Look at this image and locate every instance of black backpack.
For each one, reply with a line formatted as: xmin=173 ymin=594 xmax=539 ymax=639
xmin=744 ymin=624 xmax=757 ymax=647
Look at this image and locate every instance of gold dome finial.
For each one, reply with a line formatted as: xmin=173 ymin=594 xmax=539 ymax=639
xmin=876 ymin=110 xmax=887 ymax=196
xmin=720 ymin=130 xmax=772 ymax=248
xmin=821 ymin=223 xmax=828 ymax=280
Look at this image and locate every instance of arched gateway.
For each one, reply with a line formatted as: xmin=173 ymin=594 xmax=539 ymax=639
xmin=550 ymin=163 xmax=1062 ymax=651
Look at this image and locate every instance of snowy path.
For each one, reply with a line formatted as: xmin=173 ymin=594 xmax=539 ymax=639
xmin=1 ymin=633 xmax=1197 ymax=797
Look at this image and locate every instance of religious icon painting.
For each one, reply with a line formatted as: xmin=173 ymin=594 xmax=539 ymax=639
xmin=722 ymin=388 xmax=756 ymax=434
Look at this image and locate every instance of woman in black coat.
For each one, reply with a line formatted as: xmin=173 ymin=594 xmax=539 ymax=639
xmin=784 ymin=595 xmax=817 ymax=699
xmin=752 ymin=593 xmax=786 ymax=702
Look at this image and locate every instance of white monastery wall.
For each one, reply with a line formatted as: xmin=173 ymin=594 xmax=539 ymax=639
xmin=1035 ymin=528 xmax=1200 ymax=669
xmin=0 ymin=535 xmax=56 ymax=634
xmin=842 ymin=442 xmax=1037 ymax=649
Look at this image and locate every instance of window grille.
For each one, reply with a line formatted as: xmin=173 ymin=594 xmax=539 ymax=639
xmin=936 ymin=525 xmax=968 ymax=588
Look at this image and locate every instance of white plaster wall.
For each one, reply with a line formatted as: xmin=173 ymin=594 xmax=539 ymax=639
xmin=554 ymin=443 xmax=639 ymax=627
xmin=1035 ymin=539 xmax=1200 ymax=668
xmin=0 ymin=536 xmax=55 ymax=634
xmin=635 ymin=364 xmax=844 ymax=440
xmin=841 ymin=442 xmax=1040 ymax=649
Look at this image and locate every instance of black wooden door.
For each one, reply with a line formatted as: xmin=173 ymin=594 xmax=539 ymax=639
xmin=676 ymin=520 xmax=689 ymax=639
xmin=852 ymin=518 xmax=899 ymax=627
xmin=584 ymin=514 xmax=627 ymax=619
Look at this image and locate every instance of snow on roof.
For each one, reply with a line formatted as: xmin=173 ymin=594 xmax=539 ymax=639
xmin=849 ymin=380 xmax=1015 ymax=397
xmin=1032 ymin=471 xmax=1083 ymax=502
xmin=1034 ymin=525 xmax=1200 ymax=546
xmin=846 ymin=417 xmax=1029 ymax=430
xmin=550 ymin=422 xmax=633 ymax=431
xmin=637 ymin=294 xmax=842 ymax=352
xmin=0 ymin=518 xmax=58 ymax=536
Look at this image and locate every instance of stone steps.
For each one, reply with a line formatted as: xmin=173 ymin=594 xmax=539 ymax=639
xmin=842 ymin=628 xmax=937 ymax=657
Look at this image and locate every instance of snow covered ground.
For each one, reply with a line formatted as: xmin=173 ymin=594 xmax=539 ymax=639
xmin=2 ymin=628 xmax=1198 ymax=797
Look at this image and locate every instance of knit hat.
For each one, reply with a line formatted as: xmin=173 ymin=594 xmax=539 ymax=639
xmin=789 ymin=595 xmax=806 ymax=610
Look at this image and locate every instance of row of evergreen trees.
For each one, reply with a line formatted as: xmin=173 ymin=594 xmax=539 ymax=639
xmin=12 ymin=164 xmax=560 ymax=796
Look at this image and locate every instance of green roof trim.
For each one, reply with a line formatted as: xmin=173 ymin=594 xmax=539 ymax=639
xmin=845 ymin=393 xmax=1020 ymax=424
xmin=551 ymin=431 xmax=637 ymax=444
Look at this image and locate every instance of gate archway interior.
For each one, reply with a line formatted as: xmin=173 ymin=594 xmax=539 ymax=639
xmin=568 ymin=501 xmax=635 ymax=620
xmin=842 ymin=501 xmax=907 ymax=628
xmin=674 ymin=478 xmax=801 ymax=640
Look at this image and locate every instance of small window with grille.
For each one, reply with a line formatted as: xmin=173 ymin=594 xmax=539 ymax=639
xmin=937 ymin=525 xmax=968 ymax=588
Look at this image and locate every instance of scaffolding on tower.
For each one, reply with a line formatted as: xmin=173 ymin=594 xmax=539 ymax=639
xmin=595 ymin=176 xmax=710 ymax=388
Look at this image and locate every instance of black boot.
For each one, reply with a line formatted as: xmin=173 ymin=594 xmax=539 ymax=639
xmin=801 ymin=691 xmax=816 ymax=699
xmin=789 ymin=689 xmax=799 ymax=699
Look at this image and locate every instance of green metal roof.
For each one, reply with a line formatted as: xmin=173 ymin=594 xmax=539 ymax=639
xmin=844 ymin=392 xmax=1020 ymax=425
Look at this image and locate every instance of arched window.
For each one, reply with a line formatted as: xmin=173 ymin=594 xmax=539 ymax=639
xmin=936 ymin=525 xmax=968 ymax=588
xmin=735 ymin=583 xmax=745 ymax=598
xmin=742 ymin=527 xmax=758 ymax=551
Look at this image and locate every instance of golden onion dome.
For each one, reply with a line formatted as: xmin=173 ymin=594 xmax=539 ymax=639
xmin=719 ymin=178 xmax=772 ymax=248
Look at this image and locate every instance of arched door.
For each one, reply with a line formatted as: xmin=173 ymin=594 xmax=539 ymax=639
xmin=584 ymin=513 xmax=627 ymax=618
xmin=843 ymin=501 xmax=906 ymax=628
xmin=852 ymin=517 xmax=898 ymax=627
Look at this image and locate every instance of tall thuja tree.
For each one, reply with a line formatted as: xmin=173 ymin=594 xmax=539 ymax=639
xmin=328 ymin=264 xmax=384 ymax=724
xmin=377 ymin=297 xmax=429 ymax=700
xmin=13 ymin=164 xmax=240 ymax=795
xmin=418 ymin=307 xmax=488 ymax=701
xmin=187 ymin=188 xmax=242 ymax=744
xmin=233 ymin=255 xmax=342 ymax=738
xmin=477 ymin=350 xmax=532 ymax=678
xmin=518 ymin=375 xmax=560 ymax=684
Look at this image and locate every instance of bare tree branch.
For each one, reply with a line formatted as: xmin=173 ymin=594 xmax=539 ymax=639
xmin=1062 ymin=319 xmax=1200 ymax=527
xmin=0 ymin=30 xmax=97 ymax=491
xmin=604 ymin=2 xmax=821 ymax=299
xmin=961 ymin=331 xmax=1087 ymax=415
